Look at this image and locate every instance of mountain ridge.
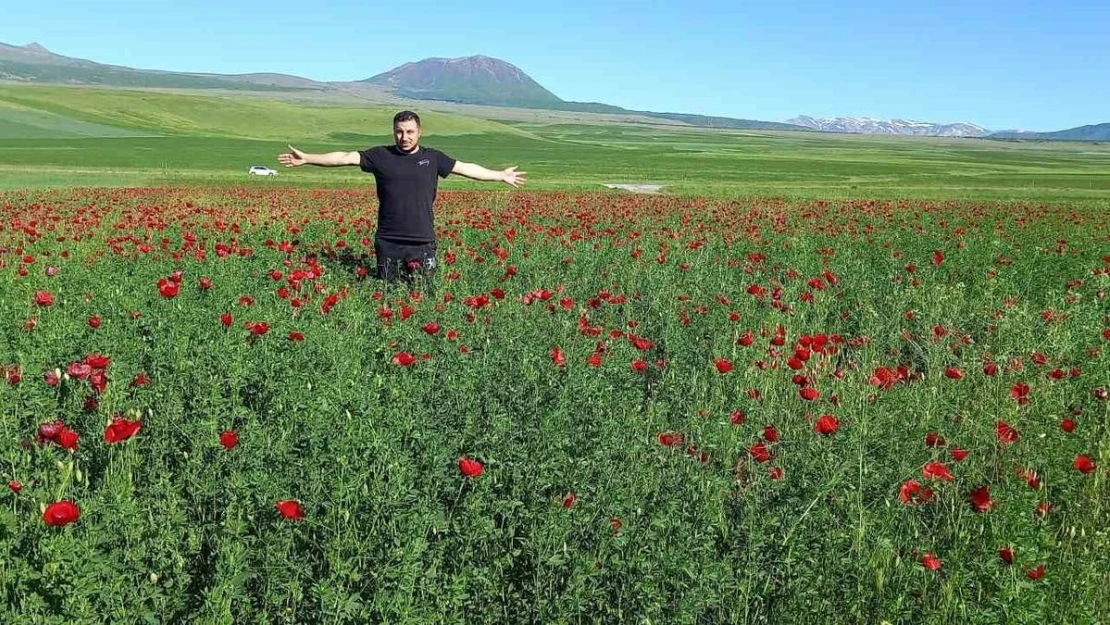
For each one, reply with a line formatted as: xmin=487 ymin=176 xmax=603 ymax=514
xmin=2 ymin=41 xmax=1104 ymax=139
xmin=788 ymin=115 xmax=988 ymax=137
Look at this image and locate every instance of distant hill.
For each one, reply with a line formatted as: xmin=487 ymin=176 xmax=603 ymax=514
xmin=989 ymin=123 xmax=1110 ymax=142
xmin=0 ymin=84 xmax=533 ymax=140
xmin=649 ymin=112 xmax=808 ymax=131
xmin=788 ymin=115 xmax=988 ymax=137
xmin=0 ymin=42 xmax=318 ymax=91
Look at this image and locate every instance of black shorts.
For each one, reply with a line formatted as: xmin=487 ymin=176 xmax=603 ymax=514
xmin=374 ymin=237 xmax=437 ymax=287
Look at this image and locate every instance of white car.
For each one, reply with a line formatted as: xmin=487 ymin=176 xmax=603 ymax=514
xmin=248 ymin=166 xmax=278 ymax=176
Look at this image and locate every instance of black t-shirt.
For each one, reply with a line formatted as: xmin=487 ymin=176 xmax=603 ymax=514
xmin=359 ymin=145 xmax=456 ymax=244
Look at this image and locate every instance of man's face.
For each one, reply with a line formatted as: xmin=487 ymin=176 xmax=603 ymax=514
xmin=394 ymin=120 xmax=421 ymax=153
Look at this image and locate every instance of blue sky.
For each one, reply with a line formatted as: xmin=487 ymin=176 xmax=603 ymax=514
xmin=2 ymin=0 xmax=1106 ymax=131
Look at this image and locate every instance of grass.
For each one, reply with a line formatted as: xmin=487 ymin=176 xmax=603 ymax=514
xmin=0 ymin=85 xmax=1107 ymax=201
xmin=1 ymin=188 xmax=1107 ymax=623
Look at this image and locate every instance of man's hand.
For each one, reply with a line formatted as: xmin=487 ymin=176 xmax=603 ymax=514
xmin=501 ymin=166 xmax=527 ymax=187
xmin=278 ymin=145 xmax=308 ymax=168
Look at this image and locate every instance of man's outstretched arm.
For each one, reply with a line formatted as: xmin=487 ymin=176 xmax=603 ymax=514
xmin=278 ymin=145 xmax=360 ymax=167
xmin=452 ymin=161 xmax=527 ymax=187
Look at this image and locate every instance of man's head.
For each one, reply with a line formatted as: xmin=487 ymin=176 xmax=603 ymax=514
xmin=393 ymin=111 xmax=421 ymax=153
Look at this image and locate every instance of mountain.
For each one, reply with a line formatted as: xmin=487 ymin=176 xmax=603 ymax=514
xmin=988 ymin=123 xmax=1110 ymax=142
xmin=0 ymin=42 xmax=316 ymax=91
xmin=788 ymin=115 xmax=988 ymax=137
xmin=361 ymin=55 xmax=810 ymax=130
xmin=362 ymin=55 xmax=563 ymax=108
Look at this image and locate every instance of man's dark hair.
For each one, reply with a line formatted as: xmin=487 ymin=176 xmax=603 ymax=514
xmin=393 ymin=111 xmax=421 ymax=127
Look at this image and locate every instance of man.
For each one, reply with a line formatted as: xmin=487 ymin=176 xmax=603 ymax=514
xmin=278 ymin=110 xmax=526 ymax=290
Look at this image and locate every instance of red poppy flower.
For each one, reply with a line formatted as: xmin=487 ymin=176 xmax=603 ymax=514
xmin=392 ymin=351 xmax=416 ymax=367
xmin=57 ymin=427 xmax=79 ymax=450
xmin=245 ymin=321 xmax=269 ymax=336
xmin=657 ymin=431 xmax=684 ymax=447
xmin=1017 ymin=466 xmax=1041 ymax=490
xmin=87 ymin=315 xmax=101 ymax=328
xmin=925 ymin=432 xmax=946 ymax=448
xmin=104 ymin=417 xmax=142 ymax=444
xmin=8 ymin=480 xmax=22 ymax=493
xmin=729 ymin=410 xmax=746 ymax=425
xmin=2 ymin=364 xmax=20 ymax=385
xmin=899 ymin=479 xmax=934 ymax=504
xmin=422 ymin=322 xmax=440 ymax=335
xmin=714 ymin=358 xmax=733 ymax=374
xmin=275 ymin=499 xmax=305 ymax=520
xmin=762 ymin=425 xmax=779 ymax=442
xmin=37 ymin=420 xmax=63 ymax=441
xmin=551 ymin=346 xmax=566 ymax=368
xmin=944 ymin=367 xmax=963 ymax=380
xmin=220 ymin=312 xmax=232 ymax=327
xmin=43 ymin=500 xmax=80 ymax=526
xmin=631 ymin=359 xmax=648 ymax=372
xmin=999 ymin=546 xmax=1014 ymax=564
xmin=932 ymin=250 xmax=944 ymax=266
xmin=1010 ymin=382 xmax=1030 ymax=404
xmin=219 ymin=430 xmax=239 ymax=450
xmin=921 ymin=552 xmax=942 ymax=571
xmin=458 ymin=456 xmax=483 ymax=478
xmin=749 ymin=442 xmax=772 ymax=463
xmin=922 ymin=462 xmax=954 ymax=482
xmin=198 ymin=276 xmax=213 ymax=290
xmin=1026 ymin=565 xmax=1045 ymax=581
xmin=995 ymin=420 xmax=1019 ymax=444
xmin=33 ymin=290 xmax=54 ymax=307
xmin=287 ymin=331 xmax=304 ymax=342
xmin=799 ymin=387 xmax=819 ymax=401
xmin=814 ymin=414 xmax=839 ymax=435
xmin=1060 ymin=419 xmax=1077 ymax=433
xmin=321 ymin=293 xmax=341 ymax=315
xmin=89 ymin=371 xmax=108 ymax=395
xmin=157 ymin=278 xmax=179 ymax=299
xmin=562 ymin=492 xmax=577 ymax=508
xmin=67 ymin=362 xmax=92 ymax=379
xmin=969 ymin=486 xmax=993 ymax=512
xmin=1074 ymin=454 xmax=1095 ymax=474
xmin=950 ymin=447 xmax=969 ymax=462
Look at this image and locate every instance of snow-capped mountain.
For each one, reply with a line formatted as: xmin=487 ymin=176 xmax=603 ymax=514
xmin=787 ymin=116 xmax=989 ymax=137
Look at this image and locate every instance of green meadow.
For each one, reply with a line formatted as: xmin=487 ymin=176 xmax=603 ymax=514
xmin=1 ymin=84 xmax=1108 ymax=201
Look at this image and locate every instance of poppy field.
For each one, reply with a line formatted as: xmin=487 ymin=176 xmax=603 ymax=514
xmin=1 ymin=187 xmax=1108 ymax=624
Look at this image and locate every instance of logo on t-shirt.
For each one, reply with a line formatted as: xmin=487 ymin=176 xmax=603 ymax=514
xmin=417 ymin=159 xmax=430 ymax=166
